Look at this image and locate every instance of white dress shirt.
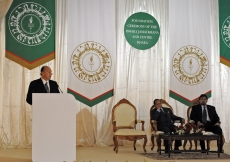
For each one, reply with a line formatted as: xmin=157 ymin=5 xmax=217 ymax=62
xmin=157 ymin=108 xmax=165 ymax=113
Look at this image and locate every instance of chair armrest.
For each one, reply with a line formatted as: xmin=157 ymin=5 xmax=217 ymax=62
xmin=151 ymin=120 xmax=157 ymax=124
xmin=150 ymin=120 xmax=158 ymax=132
xmin=136 ymin=119 xmax=145 ymax=131
xmin=174 ymin=120 xmax=181 ymax=123
xmin=112 ymin=120 xmax=116 ymax=132
xmin=136 ymin=119 xmax=144 ymax=123
xmin=189 ymin=120 xmax=195 ymax=124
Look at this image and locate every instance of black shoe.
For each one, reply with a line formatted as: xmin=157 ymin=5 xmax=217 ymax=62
xmin=218 ymin=149 xmax=224 ymax=153
xmin=201 ymin=149 xmax=206 ymax=153
xmin=174 ymin=147 xmax=182 ymax=154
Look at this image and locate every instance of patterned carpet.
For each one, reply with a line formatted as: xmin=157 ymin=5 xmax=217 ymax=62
xmin=139 ymin=152 xmax=230 ymax=160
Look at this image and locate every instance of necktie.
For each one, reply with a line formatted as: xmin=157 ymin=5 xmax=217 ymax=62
xmin=161 ymin=109 xmax=165 ymax=114
xmin=45 ymin=82 xmax=49 ymax=93
xmin=202 ymin=106 xmax=207 ymax=124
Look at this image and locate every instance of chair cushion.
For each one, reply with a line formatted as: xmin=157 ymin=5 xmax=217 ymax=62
xmin=114 ymin=129 xmax=146 ymax=136
xmin=152 ymin=131 xmax=164 ymax=135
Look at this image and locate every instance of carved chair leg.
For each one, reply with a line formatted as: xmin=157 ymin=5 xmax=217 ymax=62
xmin=115 ymin=136 xmax=119 ymax=153
xmin=151 ymin=135 xmax=154 ymax=150
xmin=133 ymin=140 xmax=136 ymax=151
xmin=194 ymin=140 xmax=197 ymax=150
xmin=183 ymin=140 xmax=187 ymax=150
xmin=156 ymin=136 xmax=161 ymax=152
xmin=189 ymin=140 xmax=192 ymax=150
xmin=143 ymin=136 xmax=147 ymax=153
xmin=222 ymin=134 xmax=225 ymax=152
xmin=113 ymin=136 xmax=116 ymax=151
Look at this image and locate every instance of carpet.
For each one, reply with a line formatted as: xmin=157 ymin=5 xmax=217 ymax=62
xmin=139 ymin=152 xmax=230 ymax=160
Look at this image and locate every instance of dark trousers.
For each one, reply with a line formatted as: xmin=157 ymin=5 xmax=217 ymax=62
xmin=159 ymin=125 xmax=182 ymax=148
xmin=200 ymin=122 xmax=222 ymax=151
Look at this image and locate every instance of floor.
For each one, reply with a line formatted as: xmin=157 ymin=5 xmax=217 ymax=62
xmin=0 ymin=144 xmax=229 ymax=162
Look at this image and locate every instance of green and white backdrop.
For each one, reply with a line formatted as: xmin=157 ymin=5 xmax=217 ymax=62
xmin=0 ymin=0 xmax=230 ymax=148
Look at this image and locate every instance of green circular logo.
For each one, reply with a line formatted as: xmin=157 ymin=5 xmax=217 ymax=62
xmin=8 ymin=2 xmax=53 ymax=46
xmin=124 ymin=12 xmax=160 ymax=50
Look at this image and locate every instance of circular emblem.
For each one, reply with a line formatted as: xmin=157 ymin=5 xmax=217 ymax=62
xmin=221 ymin=16 xmax=230 ymax=48
xmin=71 ymin=41 xmax=112 ymax=84
xmin=172 ymin=45 xmax=209 ymax=85
xmin=8 ymin=2 xmax=53 ymax=46
xmin=124 ymin=12 xmax=160 ymax=50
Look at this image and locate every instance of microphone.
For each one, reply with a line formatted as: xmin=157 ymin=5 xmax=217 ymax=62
xmin=57 ymin=84 xmax=63 ymax=93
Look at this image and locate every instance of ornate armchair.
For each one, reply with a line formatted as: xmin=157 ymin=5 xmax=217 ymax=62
xmin=112 ymin=98 xmax=147 ymax=153
xmin=183 ymin=100 xmax=225 ymax=152
xmin=150 ymin=99 xmax=181 ymax=152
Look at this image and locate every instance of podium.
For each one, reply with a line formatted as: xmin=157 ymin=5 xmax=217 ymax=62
xmin=32 ymin=94 xmax=76 ymax=162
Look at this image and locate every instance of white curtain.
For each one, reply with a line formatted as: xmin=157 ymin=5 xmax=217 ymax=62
xmin=0 ymin=0 xmax=229 ymax=148
xmin=0 ymin=0 xmax=12 ymax=23
xmin=0 ymin=0 xmax=67 ymax=148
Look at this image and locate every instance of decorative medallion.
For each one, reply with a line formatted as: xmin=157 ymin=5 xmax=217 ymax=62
xmin=124 ymin=12 xmax=160 ymax=50
xmin=172 ymin=45 xmax=209 ymax=85
xmin=71 ymin=41 xmax=112 ymax=84
xmin=221 ymin=16 xmax=230 ymax=48
xmin=8 ymin=2 xmax=53 ymax=46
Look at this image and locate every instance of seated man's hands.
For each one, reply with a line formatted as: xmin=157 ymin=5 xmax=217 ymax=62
xmin=181 ymin=118 xmax=185 ymax=124
xmin=197 ymin=121 xmax=204 ymax=127
xmin=214 ymin=122 xmax=220 ymax=126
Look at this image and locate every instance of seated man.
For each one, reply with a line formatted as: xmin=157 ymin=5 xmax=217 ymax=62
xmin=190 ymin=94 xmax=223 ymax=153
xmin=151 ymin=99 xmax=185 ymax=153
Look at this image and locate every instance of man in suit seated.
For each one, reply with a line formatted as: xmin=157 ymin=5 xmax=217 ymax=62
xmin=26 ymin=66 xmax=60 ymax=105
xmin=151 ymin=99 xmax=185 ymax=153
xmin=190 ymin=94 xmax=223 ymax=153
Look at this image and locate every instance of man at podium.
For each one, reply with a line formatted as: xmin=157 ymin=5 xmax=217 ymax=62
xmin=26 ymin=66 xmax=60 ymax=105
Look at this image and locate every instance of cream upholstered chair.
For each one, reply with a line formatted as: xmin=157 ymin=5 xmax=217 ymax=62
xmin=183 ymin=100 xmax=225 ymax=152
xmin=112 ymin=98 xmax=147 ymax=153
xmin=150 ymin=99 xmax=181 ymax=152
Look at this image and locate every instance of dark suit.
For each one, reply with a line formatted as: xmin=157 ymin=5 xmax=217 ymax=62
xmin=190 ymin=104 xmax=222 ymax=151
xmin=26 ymin=78 xmax=60 ymax=105
xmin=151 ymin=107 xmax=183 ymax=148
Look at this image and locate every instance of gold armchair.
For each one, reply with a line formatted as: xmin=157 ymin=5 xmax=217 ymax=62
xmin=112 ymin=98 xmax=147 ymax=153
xmin=150 ymin=99 xmax=181 ymax=152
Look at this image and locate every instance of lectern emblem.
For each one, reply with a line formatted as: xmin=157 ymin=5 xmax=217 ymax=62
xmin=172 ymin=45 xmax=209 ymax=85
xmin=8 ymin=2 xmax=53 ymax=46
xmin=70 ymin=41 xmax=112 ymax=84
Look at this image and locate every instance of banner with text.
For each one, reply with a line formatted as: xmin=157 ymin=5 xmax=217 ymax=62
xmin=219 ymin=0 xmax=230 ymax=67
xmin=169 ymin=0 xmax=212 ymax=106
xmin=67 ymin=0 xmax=115 ymax=107
xmin=5 ymin=0 xmax=55 ymax=69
